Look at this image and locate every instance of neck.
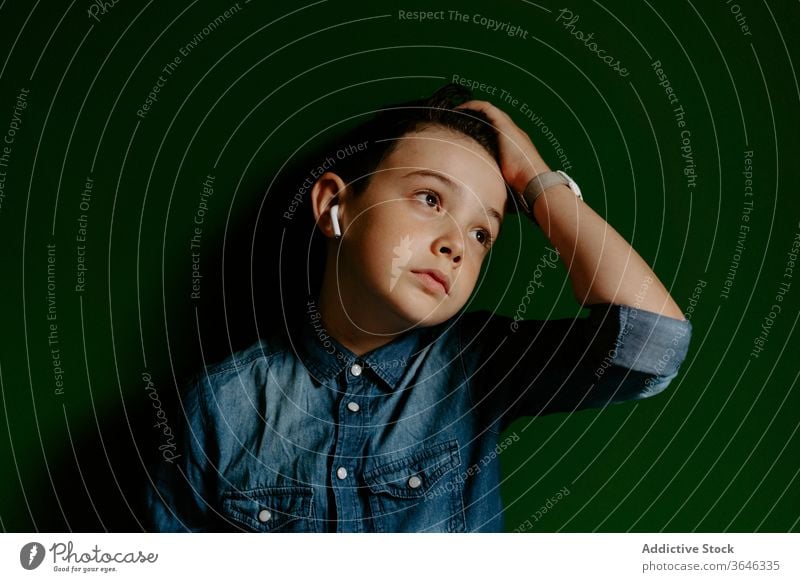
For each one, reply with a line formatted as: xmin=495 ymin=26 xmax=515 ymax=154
xmin=315 ymin=259 xmax=402 ymax=358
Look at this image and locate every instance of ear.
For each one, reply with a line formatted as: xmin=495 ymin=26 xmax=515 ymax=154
xmin=310 ymin=172 xmax=349 ymax=239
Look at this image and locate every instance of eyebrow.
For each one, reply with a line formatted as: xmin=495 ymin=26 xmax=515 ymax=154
xmin=402 ymin=169 xmax=503 ymax=229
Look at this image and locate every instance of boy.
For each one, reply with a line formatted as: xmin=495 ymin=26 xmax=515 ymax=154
xmin=146 ymin=84 xmax=692 ymax=532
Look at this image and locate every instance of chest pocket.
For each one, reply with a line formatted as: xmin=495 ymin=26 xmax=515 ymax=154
xmin=361 ymin=439 xmax=466 ymax=533
xmin=221 ymin=486 xmax=318 ymax=532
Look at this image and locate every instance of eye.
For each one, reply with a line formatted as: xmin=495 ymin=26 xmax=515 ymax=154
xmin=413 ymin=190 xmax=441 ymax=211
xmin=474 ymin=229 xmax=494 ymax=249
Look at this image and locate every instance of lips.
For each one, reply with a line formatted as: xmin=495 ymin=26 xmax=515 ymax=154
xmin=411 ymin=269 xmax=450 ymax=295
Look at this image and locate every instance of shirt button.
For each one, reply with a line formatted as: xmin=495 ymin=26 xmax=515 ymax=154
xmin=336 ymin=466 xmax=348 ymax=480
xmin=257 ymin=509 xmax=272 ymax=523
xmin=350 ymin=363 xmax=362 ymax=376
xmin=347 ymin=401 xmax=360 ymax=412
xmin=408 ymin=475 xmax=422 ymax=489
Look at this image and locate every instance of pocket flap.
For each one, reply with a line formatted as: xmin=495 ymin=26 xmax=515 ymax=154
xmin=221 ymin=486 xmax=314 ymax=532
xmin=362 ymin=439 xmax=461 ymax=498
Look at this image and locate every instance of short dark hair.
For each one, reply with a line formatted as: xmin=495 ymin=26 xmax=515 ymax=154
xmin=326 ymin=83 xmax=506 ymax=202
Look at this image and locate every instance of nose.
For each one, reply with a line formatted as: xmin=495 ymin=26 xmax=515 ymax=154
xmin=433 ymin=228 xmax=464 ymax=264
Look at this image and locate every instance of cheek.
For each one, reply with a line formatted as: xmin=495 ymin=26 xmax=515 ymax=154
xmin=349 ymin=211 xmax=412 ymax=277
xmin=365 ymin=209 xmax=421 ymax=254
xmin=454 ymin=259 xmax=483 ymax=293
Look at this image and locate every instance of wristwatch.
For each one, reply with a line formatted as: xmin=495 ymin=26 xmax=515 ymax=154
xmin=514 ymin=170 xmax=583 ymax=225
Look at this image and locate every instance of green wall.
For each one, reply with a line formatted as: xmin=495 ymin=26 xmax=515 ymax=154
xmin=0 ymin=0 xmax=797 ymax=532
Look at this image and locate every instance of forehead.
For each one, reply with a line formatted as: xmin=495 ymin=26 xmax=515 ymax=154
xmin=377 ymin=125 xmax=508 ymax=214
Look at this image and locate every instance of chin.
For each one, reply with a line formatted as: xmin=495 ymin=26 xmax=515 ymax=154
xmin=362 ymin=269 xmax=462 ymax=330
xmin=384 ymin=283 xmax=458 ymax=329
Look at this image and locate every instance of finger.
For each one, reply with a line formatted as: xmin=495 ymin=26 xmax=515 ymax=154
xmin=454 ymin=100 xmax=514 ymax=126
xmin=454 ymin=100 xmax=495 ymax=114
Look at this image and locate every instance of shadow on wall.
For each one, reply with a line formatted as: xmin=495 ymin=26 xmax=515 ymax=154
xmin=32 ymin=138 xmax=334 ymax=532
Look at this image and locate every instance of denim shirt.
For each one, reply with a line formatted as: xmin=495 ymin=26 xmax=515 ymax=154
xmin=145 ymin=301 xmax=692 ymax=533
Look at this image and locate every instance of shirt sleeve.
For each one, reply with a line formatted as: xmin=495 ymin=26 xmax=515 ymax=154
xmin=143 ymin=374 xmax=221 ymax=532
xmin=460 ymin=303 xmax=693 ymax=433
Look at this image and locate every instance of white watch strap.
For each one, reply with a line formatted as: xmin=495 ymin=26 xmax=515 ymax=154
xmin=517 ymin=170 xmax=582 ymax=224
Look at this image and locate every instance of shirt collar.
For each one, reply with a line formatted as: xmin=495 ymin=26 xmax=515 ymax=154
xmin=292 ymin=300 xmax=446 ymax=391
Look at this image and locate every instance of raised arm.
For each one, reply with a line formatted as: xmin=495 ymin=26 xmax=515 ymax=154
xmin=454 ymin=100 xmax=685 ymax=320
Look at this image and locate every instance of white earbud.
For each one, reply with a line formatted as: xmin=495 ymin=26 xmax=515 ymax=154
xmin=330 ymin=204 xmax=342 ymax=239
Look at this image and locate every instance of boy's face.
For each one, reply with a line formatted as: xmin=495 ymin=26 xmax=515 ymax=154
xmin=331 ymin=124 xmax=507 ymax=330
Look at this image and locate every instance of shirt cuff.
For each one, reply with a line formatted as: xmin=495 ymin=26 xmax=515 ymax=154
xmin=592 ymin=303 xmax=693 ymax=377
